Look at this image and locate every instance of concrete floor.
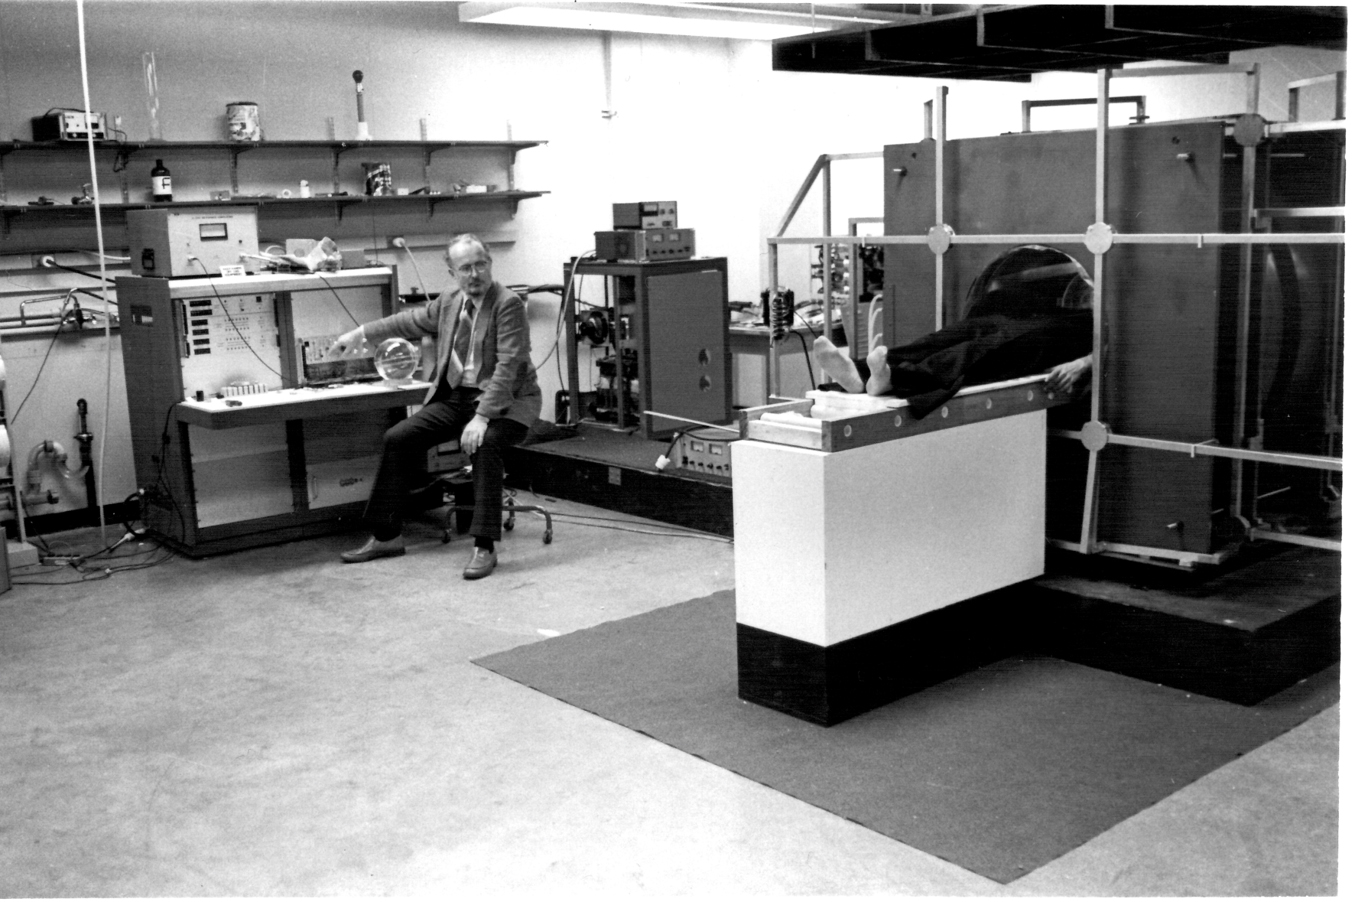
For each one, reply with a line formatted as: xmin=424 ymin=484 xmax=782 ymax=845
xmin=0 ymin=497 xmax=1340 ymax=896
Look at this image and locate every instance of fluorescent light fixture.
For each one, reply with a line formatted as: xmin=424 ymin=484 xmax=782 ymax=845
xmin=458 ymin=2 xmax=911 ymax=41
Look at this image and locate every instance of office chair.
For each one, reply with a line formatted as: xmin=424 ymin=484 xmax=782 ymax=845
xmin=417 ymin=465 xmax=554 ymax=546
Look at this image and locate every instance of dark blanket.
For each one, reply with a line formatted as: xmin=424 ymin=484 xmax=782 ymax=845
xmin=838 ymin=309 xmax=1093 ymax=418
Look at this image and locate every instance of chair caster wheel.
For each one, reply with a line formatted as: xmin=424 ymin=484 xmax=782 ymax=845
xmin=441 ymin=531 xmax=451 ymax=544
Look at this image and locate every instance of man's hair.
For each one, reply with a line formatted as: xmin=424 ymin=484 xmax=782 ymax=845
xmin=448 ymin=233 xmax=490 ymax=260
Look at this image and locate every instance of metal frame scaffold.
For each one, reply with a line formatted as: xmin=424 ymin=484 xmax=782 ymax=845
xmin=765 ymin=64 xmax=1345 ymax=566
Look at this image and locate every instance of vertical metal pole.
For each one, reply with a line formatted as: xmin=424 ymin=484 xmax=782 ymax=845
xmin=1232 ymin=65 xmax=1261 ymax=523
xmin=229 ymin=149 xmax=241 ymax=196
xmin=846 ymin=222 xmax=861 ymax=357
xmin=1079 ymin=68 xmax=1112 ymax=555
xmin=822 ymin=159 xmax=832 ymax=238
xmin=768 ymin=240 xmax=781 ymax=399
xmin=602 ymin=32 xmax=614 ymax=117
xmin=564 ymin=260 xmax=581 ymax=425
xmin=1324 ymin=146 xmax=1346 ymax=497
xmin=822 ymin=158 xmax=832 ymax=343
xmin=933 ymin=85 xmax=947 ymax=330
xmin=1094 ymin=72 xmax=1108 ymax=230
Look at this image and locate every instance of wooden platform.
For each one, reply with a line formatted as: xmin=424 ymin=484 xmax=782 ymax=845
xmin=506 ymin=425 xmax=734 ymax=537
xmin=1029 ymin=546 xmax=1341 ymax=705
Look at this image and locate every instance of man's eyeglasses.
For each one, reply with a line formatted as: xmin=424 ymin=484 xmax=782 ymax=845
xmin=449 ymin=260 xmax=491 ymax=276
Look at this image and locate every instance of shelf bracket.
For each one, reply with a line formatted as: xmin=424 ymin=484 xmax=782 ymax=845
xmin=422 ymin=147 xmax=434 ymax=193
xmin=115 ymin=147 xmax=133 ymax=203
xmin=331 ymin=149 xmax=342 ymax=195
xmin=228 ymin=146 xmax=245 ymax=196
xmin=0 ymin=152 xmax=7 ymax=205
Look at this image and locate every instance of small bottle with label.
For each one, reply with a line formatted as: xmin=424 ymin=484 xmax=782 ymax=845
xmin=151 ymin=158 xmax=172 ymax=202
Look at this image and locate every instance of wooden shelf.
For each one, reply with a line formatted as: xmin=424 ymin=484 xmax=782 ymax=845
xmin=1 ymin=190 xmax=549 ymax=231
xmin=0 ymin=138 xmax=546 ymax=156
xmin=0 ymin=138 xmax=547 ymax=231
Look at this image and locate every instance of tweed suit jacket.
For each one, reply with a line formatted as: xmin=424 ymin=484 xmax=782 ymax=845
xmin=362 ymin=281 xmax=542 ymax=427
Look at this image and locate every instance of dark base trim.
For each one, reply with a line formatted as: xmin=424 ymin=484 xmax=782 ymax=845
xmin=6 ymin=501 xmax=140 ymax=542
xmin=148 ymin=518 xmax=359 ymax=558
xmin=738 ymin=587 xmax=1034 ymax=726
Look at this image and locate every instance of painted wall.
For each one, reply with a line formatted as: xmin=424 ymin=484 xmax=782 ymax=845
xmin=0 ymin=0 xmax=1343 ymax=528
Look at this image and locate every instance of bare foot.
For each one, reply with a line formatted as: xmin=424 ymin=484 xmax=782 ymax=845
xmin=865 ymin=345 xmax=892 ymax=395
xmin=812 ymin=335 xmax=863 ymax=393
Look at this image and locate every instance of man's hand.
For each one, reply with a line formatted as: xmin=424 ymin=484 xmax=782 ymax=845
xmin=328 ymin=326 xmax=366 ymax=359
xmin=1045 ymin=354 xmax=1093 ymax=396
xmin=460 ymin=414 xmax=489 ymax=456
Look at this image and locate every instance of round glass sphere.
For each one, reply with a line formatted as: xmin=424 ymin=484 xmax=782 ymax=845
xmin=374 ymin=337 xmax=419 ymax=384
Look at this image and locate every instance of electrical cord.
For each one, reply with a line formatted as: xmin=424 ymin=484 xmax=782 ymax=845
xmin=314 ymin=272 xmax=363 ymax=328
xmin=794 ymin=307 xmax=821 ymax=339
xmin=789 ymin=328 xmax=815 ymax=386
xmin=504 ymin=487 xmax=731 ymax=544
xmin=10 ymin=539 xmax=175 ymax=584
xmin=119 ymin=490 xmax=148 ymax=539
xmin=537 ymin=514 xmax=731 ymax=543
xmin=531 ymin=252 xmax=596 ymax=414
xmin=8 ymin=293 xmax=72 ymax=425
xmin=190 ymin=258 xmax=286 ymax=381
xmin=656 ymin=423 xmax=702 ymax=471
xmin=38 ymin=255 xmax=117 ymax=285
xmin=157 ymin=404 xmax=188 ymax=545
xmin=11 ymin=489 xmax=152 ymax=571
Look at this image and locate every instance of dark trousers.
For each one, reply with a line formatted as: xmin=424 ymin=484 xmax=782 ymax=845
xmin=849 ymin=311 xmax=1093 ymax=417
xmin=365 ymin=386 xmax=528 ymax=542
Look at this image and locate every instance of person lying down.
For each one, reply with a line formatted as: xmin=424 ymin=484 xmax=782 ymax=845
xmin=813 ymin=245 xmax=1096 ymax=419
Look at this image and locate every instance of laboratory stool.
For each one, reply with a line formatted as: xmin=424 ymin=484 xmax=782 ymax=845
xmin=420 ymin=467 xmax=553 ymax=546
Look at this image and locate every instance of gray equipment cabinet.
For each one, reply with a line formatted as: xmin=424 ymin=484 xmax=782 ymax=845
xmin=117 ymin=267 xmax=427 ymax=556
xmin=564 ymin=257 xmax=732 ymax=438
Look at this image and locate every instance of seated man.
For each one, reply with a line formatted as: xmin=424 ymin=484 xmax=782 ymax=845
xmin=329 ymin=233 xmax=541 ymax=579
xmin=813 ymin=245 xmax=1095 ymax=417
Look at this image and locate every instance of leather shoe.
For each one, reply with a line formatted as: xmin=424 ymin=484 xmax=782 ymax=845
xmin=463 ymin=546 xmax=497 ymax=580
xmin=340 ymin=535 xmax=406 ymax=564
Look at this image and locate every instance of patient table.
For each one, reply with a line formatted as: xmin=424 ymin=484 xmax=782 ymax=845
xmin=732 ymin=375 xmax=1070 ymax=724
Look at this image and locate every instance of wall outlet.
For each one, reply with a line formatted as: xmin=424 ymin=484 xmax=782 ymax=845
xmin=389 ymin=236 xmax=407 ymax=249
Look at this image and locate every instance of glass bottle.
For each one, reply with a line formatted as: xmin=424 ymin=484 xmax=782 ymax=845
xmin=151 ymin=158 xmax=172 ymax=202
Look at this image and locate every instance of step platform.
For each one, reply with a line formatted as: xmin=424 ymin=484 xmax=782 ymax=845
xmin=506 ymin=424 xmax=734 ymax=537
xmin=1030 ymin=545 xmax=1341 ymax=706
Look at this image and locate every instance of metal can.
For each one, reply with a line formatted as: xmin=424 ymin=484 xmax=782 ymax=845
xmin=226 ymin=102 xmax=261 ymax=142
